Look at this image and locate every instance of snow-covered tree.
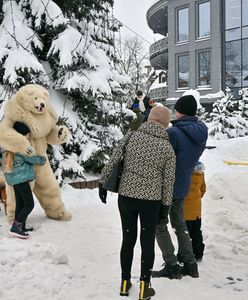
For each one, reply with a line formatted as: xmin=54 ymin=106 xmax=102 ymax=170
xmin=238 ymin=88 xmax=248 ymax=119
xmin=115 ymin=35 xmax=148 ymax=98
xmin=209 ymin=88 xmax=248 ymax=139
xmin=0 ymin=0 xmax=131 ymax=184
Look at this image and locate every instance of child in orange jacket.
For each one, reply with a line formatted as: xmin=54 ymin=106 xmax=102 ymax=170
xmin=183 ymin=161 xmax=206 ymax=262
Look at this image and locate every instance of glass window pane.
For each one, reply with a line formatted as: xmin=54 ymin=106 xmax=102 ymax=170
xmin=178 ymin=55 xmax=189 ymax=88
xmin=242 ymin=26 xmax=248 ymax=38
xmin=198 ymin=51 xmax=211 ymax=86
xmin=225 ymin=0 xmax=241 ymax=29
xmin=226 ymin=28 xmax=241 ymax=41
xmin=225 ymin=40 xmax=242 ymax=87
xmin=198 ymin=1 xmax=210 ymax=38
xmin=242 ymin=0 xmax=248 ymax=26
xmin=177 ymin=8 xmax=189 ymax=42
xmin=242 ymin=39 xmax=248 ymax=86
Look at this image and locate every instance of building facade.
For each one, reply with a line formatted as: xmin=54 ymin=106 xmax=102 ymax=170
xmin=147 ymin=0 xmax=248 ymax=110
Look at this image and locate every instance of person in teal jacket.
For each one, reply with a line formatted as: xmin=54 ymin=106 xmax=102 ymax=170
xmin=2 ymin=121 xmax=46 ymax=239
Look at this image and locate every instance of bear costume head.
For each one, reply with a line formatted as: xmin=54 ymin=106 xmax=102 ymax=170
xmin=4 ymin=84 xmax=61 ymax=140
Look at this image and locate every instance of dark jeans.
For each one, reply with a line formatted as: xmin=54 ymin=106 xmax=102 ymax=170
xmin=13 ymin=182 xmax=34 ymax=224
xmin=186 ymin=218 xmax=205 ymax=260
xmin=155 ymin=199 xmax=196 ymax=265
xmin=118 ymin=195 xmax=161 ymax=282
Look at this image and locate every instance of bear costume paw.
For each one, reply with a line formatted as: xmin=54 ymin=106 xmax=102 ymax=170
xmin=57 ymin=126 xmax=69 ymax=143
xmin=46 ymin=205 xmax=72 ymax=221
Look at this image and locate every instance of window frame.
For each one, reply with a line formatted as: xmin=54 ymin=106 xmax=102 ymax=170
xmin=176 ymin=5 xmax=189 ymax=44
xmin=176 ymin=53 xmax=190 ymax=89
xmin=225 ymin=0 xmax=241 ymax=30
xmin=196 ymin=49 xmax=211 ymax=87
xmin=225 ymin=39 xmax=242 ymax=88
xmin=196 ymin=0 xmax=211 ymax=40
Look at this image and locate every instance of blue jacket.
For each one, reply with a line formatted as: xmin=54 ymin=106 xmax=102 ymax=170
xmin=3 ymin=153 xmax=46 ymax=186
xmin=167 ymin=116 xmax=208 ymax=200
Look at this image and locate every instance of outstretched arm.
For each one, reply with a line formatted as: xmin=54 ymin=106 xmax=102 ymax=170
xmin=162 ymin=146 xmax=176 ymax=206
xmin=46 ymin=125 xmax=69 ymax=145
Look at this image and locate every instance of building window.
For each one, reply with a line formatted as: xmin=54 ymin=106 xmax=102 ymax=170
xmin=159 ymin=73 xmax=167 ymax=83
xmin=226 ymin=28 xmax=241 ymax=41
xmin=242 ymin=39 xmax=248 ymax=86
xmin=224 ymin=0 xmax=248 ymax=92
xmin=242 ymin=26 xmax=248 ymax=38
xmin=197 ymin=1 xmax=210 ymax=39
xmin=177 ymin=7 xmax=189 ymax=42
xmin=177 ymin=54 xmax=189 ymax=88
xmin=197 ymin=51 xmax=211 ymax=86
xmin=242 ymin=0 xmax=248 ymax=26
xmin=225 ymin=0 xmax=241 ymax=30
xmin=225 ymin=40 xmax=242 ymax=87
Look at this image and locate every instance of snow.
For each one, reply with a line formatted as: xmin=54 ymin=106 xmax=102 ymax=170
xmin=3 ymin=49 xmax=45 ymax=84
xmin=1 ymin=136 xmax=248 ymax=300
xmin=30 ymin=0 xmax=68 ymax=28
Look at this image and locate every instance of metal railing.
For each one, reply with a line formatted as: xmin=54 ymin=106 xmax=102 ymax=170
xmin=149 ymin=37 xmax=168 ymax=58
xmin=149 ymin=86 xmax=168 ymax=100
xmin=146 ymin=0 xmax=168 ymax=21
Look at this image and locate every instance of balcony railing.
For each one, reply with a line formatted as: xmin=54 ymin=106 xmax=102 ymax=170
xmin=149 ymin=38 xmax=168 ymax=70
xmin=149 ymin=86 xmax=168 ymax=101
xmin=149 ymin=37 xmax=168 ymax=58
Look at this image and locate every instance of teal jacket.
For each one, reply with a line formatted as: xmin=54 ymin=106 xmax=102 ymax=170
xmin=3 ymin=153 xmax=46 ymax=186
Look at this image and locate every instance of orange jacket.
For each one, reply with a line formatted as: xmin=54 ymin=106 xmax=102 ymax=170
xmin=183 ymin=172 xmax=206 ymax=221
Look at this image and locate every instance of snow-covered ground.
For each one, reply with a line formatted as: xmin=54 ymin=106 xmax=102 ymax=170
xmin=1 ymin=137 xmax=248 ymax=300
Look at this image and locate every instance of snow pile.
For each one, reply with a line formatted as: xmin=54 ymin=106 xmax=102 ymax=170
xmin=0 ymin=239 xmax=74 ymax=299
xmin=1 ymin=137 xmax=248 ymax=299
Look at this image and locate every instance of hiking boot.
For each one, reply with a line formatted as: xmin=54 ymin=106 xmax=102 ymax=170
xmin=177 ymin=253 xmax=183 ymax=264
xmin=9 ymin=221 xmax=29 ymax=239
xmin=151 ymin=264 xmax=182 ymax=279
xmin=195 ymin=256 xmax=203 ymax=263
xmin=120 ymin=279 xmax=132 ymax=296
xmin=22 ymin=222 xmax=33 ymax=232
xmin=23 ymin=227 xmax=33 ymax=232
xmin=181 ymin=262 xmax=199 ymax=278
xmin=139 ymin=281 xmax=155 ymax=300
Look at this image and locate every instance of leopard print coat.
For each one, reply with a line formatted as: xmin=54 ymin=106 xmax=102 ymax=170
xmin=99 ymin=122 xmax=175 ymax=206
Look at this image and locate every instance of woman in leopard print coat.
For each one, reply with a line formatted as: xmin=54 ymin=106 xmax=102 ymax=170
xmin=99 ymin=106 xmax=175 ymax=298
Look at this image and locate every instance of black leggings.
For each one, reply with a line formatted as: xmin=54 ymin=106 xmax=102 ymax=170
xmin=13 ymin=182 xmax=34 ymax=224
xmin=118 ymin=195 xmax=161 ymax=282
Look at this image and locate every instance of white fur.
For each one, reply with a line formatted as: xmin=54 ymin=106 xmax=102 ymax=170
xmin=0 ymin=84 xmax=72 ymax=222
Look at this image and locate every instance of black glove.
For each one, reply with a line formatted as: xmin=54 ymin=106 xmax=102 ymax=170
xmin=99 ymin=184 xmax=107 ymax=204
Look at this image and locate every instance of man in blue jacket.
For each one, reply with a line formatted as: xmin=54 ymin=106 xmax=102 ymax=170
xmin=152 ymin=95 xmax=208 ymax=279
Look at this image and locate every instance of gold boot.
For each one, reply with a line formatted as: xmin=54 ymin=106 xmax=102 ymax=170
xmin=120 ymin=279 xmax=132 ymax=296
xmin=138 ymin=281 xmax=155 ymax=300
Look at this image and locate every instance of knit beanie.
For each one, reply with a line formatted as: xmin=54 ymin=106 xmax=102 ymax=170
xmin=174 ymin=95 xmax=197 ymax=116
xmin=13 ymin=121 xmax=30 ymax=135
xmin=148 ymin=106 xmax=171 ymax=128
